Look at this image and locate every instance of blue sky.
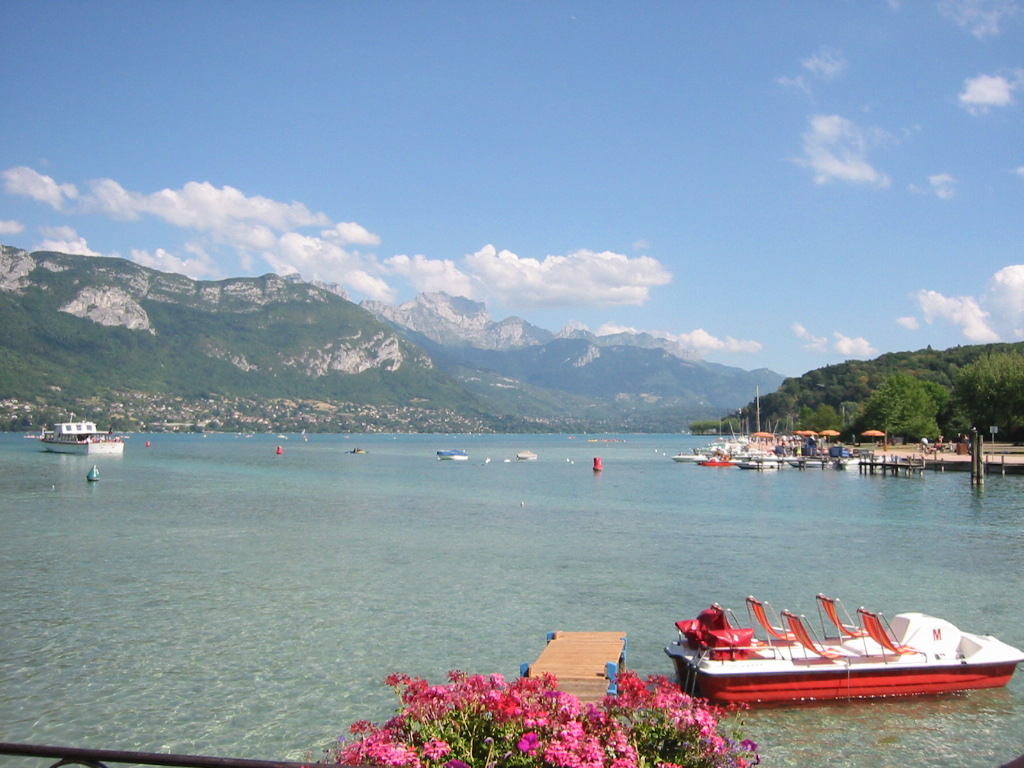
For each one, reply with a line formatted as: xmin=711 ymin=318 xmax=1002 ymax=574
xmin=2 ymin=1 xmax=1022 ymax=377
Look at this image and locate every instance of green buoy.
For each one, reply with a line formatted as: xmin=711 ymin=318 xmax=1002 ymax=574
xmin=86 ymin=465 xmax=100 ymax=482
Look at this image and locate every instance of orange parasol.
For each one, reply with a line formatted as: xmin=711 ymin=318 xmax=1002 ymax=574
xmin=751 ymin=431 xmax=775 ymax=438
xmin=819 ymin=429 xmax=841 ymax=437
xmin=861 ymin=429 xmax=886 ymax=437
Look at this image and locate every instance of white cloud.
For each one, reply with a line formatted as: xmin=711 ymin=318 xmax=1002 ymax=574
xmin=929 ymin=173 xmax=957 ymax=199
xmin=778 ymin=47 xmax=846 ymax=95
xmin=911 ymin=266 xmax=1024 ymax=342
xmin=37 ymin=226 xmax=101 ymax=257
xmin=912 ymin=173 xmax=957 ymax=198
xmin=958 ymin=72 xmax=1022 ymax=115
xmin=914 ymin=289 xmax=1000 ymax=342
xmin=463 ymin=244 xmax=671 ymax=308
xmin=321 ymin=222 xmax=382 ymax=247
xmin=272 ymin=232 xmax=395 ymax=302
xmin=130 ymin=245 xmax=221 ymax=280
xmin=385 ymin=253 xmax=477 ymax=298
xmin=0 ymin=219 xmax=25 ymax=235
xmin=834 ymin=332 xmax=878 ymax=357
xmin=792 ymin=322 xmax=829 ymax=353
xmin=777 ymin=75 xmax=811 ymax=95
xmin=595 ymin=322 xmax=762 ymax=355
xmin=799 ymin=115 xmax=891 ymax=187
xmin=802 ymin=47 xmax=847 ymax=80
xmin=897 ymin=316 xmax=920 ymax=329
xmin=3 ymin=166 xmax=78 ymax=209
xmin=940 ymin=0 xmax=1019 ymax=38
xmin=985 ymin=264 xmax=1024 ymax=338
xmin=792 ymin=323 xmax=876 ymax=357
xmin=80 ymin=178 xmax=333 ymax=233
xmin=1016 ymin=166 xmax=1024 ymax=177
xmin=671 ymin=328 xmax=763 ymax=354
xmin=1 ymin=166 xmax=396 ymax=300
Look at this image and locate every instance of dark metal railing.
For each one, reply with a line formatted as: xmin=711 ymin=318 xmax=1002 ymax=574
xmin=0 ymin=744 xmax=347 ymax=768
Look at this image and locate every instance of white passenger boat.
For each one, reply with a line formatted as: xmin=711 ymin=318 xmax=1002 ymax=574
xmin=666 ymin=595 xmax=1024 ymax=704
xmin=437 ymin=449 xmax=469 ymax=461
xmin=40 ymin=421 xmax=125 ymax=455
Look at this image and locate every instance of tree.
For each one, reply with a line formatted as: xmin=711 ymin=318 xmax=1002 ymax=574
xmin=800 ymin=403 xmax=842 ymax=433
xmin=857 ymin=372 xmax=940 ymax=440
xmin=954 ymin=352 xmax=1024 ymax=439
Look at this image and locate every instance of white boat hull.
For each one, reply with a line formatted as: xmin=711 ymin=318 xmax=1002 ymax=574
xmin=671 ymin=454 xmax=707 ymax=463
xmin=41 ymin=439 xmax=125 ymax=455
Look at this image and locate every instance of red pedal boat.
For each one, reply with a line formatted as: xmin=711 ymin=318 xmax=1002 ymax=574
xmin=665 ymin=595 xmax=1024 ymax=704
xmin=698 ymin=458 xmax=736 ymax=467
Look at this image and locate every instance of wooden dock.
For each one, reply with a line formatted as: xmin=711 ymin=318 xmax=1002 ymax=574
xmin=523 ymin=631 xmax=627 ymax=702
xmin=858 ymin=454 xmax=926 ymax=476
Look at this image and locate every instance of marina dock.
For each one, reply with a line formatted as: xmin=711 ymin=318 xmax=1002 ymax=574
xmin=523 ymin=631 xmax=627 ymax=702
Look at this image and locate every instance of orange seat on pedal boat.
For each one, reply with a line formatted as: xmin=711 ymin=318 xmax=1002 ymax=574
xmin=817 ymin=593 xmax=869 ymax=638
xmin=782 ymin=610 xmax=846 ymax=659
xmin=747 ymin=596 xmax=796 ymax=642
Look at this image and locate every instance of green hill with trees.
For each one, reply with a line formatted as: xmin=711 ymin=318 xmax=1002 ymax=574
xmin=718 ymin=344 xmax=1024 ymax=443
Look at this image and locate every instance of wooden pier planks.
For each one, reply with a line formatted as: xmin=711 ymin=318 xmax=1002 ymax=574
xmin=526 ymin=631 xmax=627 ymax=702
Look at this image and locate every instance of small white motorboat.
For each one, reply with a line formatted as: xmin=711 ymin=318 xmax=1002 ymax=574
xmin=671 ymin=450 xmax=708 ymax=463
xmin=437 ymin=449 xmax=469 ymax=461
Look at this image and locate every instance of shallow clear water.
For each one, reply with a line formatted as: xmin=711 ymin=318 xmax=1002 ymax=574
xmin=1 ymin=433 xmax=1022 ymax=767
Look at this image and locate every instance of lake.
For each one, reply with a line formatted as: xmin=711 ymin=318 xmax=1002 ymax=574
xmin=1 ymin=432 xmax=1022 ymax=767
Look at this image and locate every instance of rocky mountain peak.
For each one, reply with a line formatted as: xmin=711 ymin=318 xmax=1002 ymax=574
xmin=362 ymin=292 xmax=552 ymax=350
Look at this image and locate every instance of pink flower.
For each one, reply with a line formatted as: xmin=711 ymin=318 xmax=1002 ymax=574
xmin=422 ymin=740 xmax=450 ymax=760
xmin=517 ymin=732 xmax=540 ymax=754
xmin=334 ymin=669 xmax=759 ymax=767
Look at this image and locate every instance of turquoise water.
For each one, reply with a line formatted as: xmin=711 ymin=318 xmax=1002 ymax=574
xmin=1 ymin=432 xmax=1023 ymax=767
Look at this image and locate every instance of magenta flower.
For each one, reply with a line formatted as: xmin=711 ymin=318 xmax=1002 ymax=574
xmin=517 ymin=732 xmax=540 ymax=754
xmin=334 ymin=669 xmax=760 ymax=767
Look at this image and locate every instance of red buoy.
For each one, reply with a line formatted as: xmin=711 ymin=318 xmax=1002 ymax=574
xmin=276 ymin=445 xmax=284 ymax=455
xmin=593 ymin=457 xmax=603 ymax=472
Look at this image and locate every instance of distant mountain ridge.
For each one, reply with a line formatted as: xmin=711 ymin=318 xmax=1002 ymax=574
xmin=362 ymin=291 xmax=701 ymax=361
xmin=362 ymin=291 xmax=783 ymax=412
xmin=0 ymin=244 xmax=784 ymax=431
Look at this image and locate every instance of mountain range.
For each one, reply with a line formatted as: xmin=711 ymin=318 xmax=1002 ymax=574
xmin=0 ymin=244 xmax=783 ymax=431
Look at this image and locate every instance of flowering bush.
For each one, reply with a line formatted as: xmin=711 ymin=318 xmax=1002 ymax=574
xmin=333 ymin=670 xmax=759 ymax=768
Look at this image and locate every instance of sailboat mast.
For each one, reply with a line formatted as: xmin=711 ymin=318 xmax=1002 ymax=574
xmin=756 ymin=386 xmax=761 ymax=434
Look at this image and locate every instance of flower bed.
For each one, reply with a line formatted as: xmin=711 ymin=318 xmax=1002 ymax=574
xmin=333 ymin=670 xmax=759 ymax=768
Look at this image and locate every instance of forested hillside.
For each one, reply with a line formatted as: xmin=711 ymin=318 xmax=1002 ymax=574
xmin=740 ymin=343 xmax=1024 ymax=442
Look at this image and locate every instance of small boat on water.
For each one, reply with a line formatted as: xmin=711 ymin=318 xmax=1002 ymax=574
xmin=665 ymin=596 xmax=1024 ymax=704
xmin=699 ymin=458 xmax=736 ymax=467
xmin=671 ymin=450 xmax=708 ymax=463
xmin=40 ymin=421 xmax=125 ymax=455
xmin=736 ymin=458 xmax=782 ymax=470
xmin=437 ymin=449 xmax=469 ymax=461
xmin=516 ymin=450 xmax=538 ymax=461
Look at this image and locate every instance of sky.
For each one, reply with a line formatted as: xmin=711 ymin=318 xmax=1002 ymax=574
xmin=2 ymin=1 xmax=1022 ymax=377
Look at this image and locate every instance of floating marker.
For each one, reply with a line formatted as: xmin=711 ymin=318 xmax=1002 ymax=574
xmin=593 ymin=457 xmax=603 ymax=472
xmin=86 ymin=465 xmax=100 ymax=482
xmin=276 ymin=445 xmax=284 ymax=455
